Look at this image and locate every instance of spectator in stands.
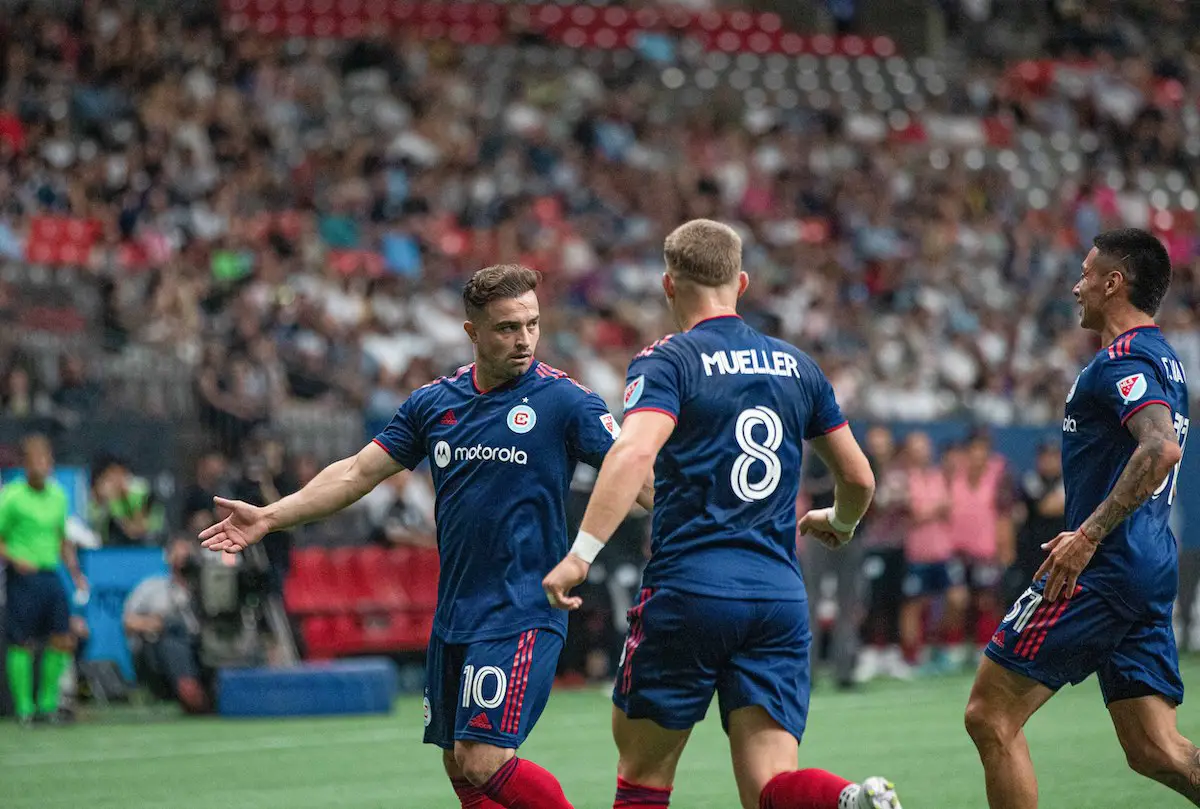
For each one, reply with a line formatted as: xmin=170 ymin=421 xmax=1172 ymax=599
xmin=51 ymin=353 xmax=103 ymax=419
xmin=181 ymin=450 xmax=230 ymax=527
xmin=363 ymin=470 xmax=435 ymax=548
xmin=195 ymin=344 xmax=269 ymax=455
xmin=855 ymin=425 xmax=911 ymax=683
xmin=122 ymin=536 xmax=209 ymax=714
xmin=89 ymin=456 xmax=165 ymax=547
xmin=1 ymin=364 xmax=51 ymax=418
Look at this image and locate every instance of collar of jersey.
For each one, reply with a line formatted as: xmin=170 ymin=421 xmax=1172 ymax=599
xmin=471 ymin=360 xmax=540 ymax=395
xmin=1107 ymin=324 xmax=1161 ymax=346
xmin=690 ymin=314 xmax=743 ymax=330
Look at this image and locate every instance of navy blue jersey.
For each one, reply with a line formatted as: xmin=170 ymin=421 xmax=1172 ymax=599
xmin=1062 ymin=325 xmax=1190 ymax=619
xmin=623 ymin=315 xmax=847 ymax=601
xmin=374 ymin=361 xmax=620 ymax=643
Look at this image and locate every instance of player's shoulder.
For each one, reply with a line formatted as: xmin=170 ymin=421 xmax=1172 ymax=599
xmin=410 ymin=364 xmax=474 ymax=401
xmin=1101 ymin=326 xmax=1174 ymax=364
xmin=530 ymin=361 xmax=596 ymax=398
xmin=631 ymin=333 xmax=683 ymax=363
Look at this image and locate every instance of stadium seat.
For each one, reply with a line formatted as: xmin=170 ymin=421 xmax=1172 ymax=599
xmin=285 ymin=548 xmax=338 ymax=614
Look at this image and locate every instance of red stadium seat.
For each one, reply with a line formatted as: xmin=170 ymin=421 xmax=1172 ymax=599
xmin=285 ymin=548 xmax=340 ymax=614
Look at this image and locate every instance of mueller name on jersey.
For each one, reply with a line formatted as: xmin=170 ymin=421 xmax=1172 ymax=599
xmin=702 ymin=349 xmax=800 ymax=378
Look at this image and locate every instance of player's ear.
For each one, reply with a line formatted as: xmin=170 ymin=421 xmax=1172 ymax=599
xmin=463 ymin=320 xmax=478 ymax=344
xmin=662 ymin=272 xmax=675 ymax=300
xmin=736 ymin=271 xmax=749 ymax=298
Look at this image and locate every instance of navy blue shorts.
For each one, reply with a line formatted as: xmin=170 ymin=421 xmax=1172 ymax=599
xmin=612 ymin=587 xmax=811 ymax=741
xmin=902 ymin=560 xmax=964 ymax=598
xmin=985 ymin=580 xmax=1184 ymax=706
xmin=5 ymin=569 xmax=71 ymax=645
xmin=424 ymin=628 xmax=564 ymax=750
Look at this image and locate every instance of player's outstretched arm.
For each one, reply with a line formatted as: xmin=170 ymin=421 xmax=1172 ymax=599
xmin=199 ymin=442 xmax=403 ymax=553
xmin=1037 ymin=403 xmax=1182 ymax=600
xmin=799 ymin=425 xmax=876 ymax=548
xmin=543 ymin=411 xmax=675 ymax=609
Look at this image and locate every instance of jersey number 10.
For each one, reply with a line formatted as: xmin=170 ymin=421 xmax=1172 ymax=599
xmin=731 ymin=406 xmax=784 ymax=503
xmin=1152 ymin=412 xmax=1190 ymax=506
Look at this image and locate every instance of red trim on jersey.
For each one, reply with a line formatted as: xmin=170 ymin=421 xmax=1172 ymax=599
xmin=821 ymin=420 xmax=850 ymax=435
xmin=690 ymin=314 xmax=742 ymax=329
xmin=472 ymin=360 xmax=538 ymax=394
xmin=1026 ymin=595 xmax=1073 ymax=660
xmin=624 ymin=407 xmax=678 ymax=424
xmin=371 ymin=438 xmax=402 ymax=465
xmin=510 ymin=630 xmax=538 ymax=733
xmin=1108 ymin=325 xmax=1161 ymax=347
xmin=1121 ymin=399 xmax=1171 ymax=426
xmin=501 ymin=631 xmax=530 ymax=734
xmin=1013 ymin=601 xmax=1052 ymax=658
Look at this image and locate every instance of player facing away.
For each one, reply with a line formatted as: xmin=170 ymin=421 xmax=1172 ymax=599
xmin=966 ymin=228 xmax=1195 ymax=808
xmin=200 ymin=264 xmax=649 ymax=809
xmin=543 ymin=219 xmax=902 ymax=809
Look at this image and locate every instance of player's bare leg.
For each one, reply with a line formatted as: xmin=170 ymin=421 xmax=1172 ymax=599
xmin=444 ymin=749 xmax=504 ymax=809
xmin=450 ymin=741 xmax=574 ymax=809
xmin=728 ymin=705 xmax=900 ymax=809
xmin=964 ymin=658 xmax=1055 ymax=809
xmin=1109 ymin=695 xmax=1200 ymax=805
xmin=611 ymin=706 xmax=690 ymax=807
xmin=899 ymin=595 xmax=928 ymax=665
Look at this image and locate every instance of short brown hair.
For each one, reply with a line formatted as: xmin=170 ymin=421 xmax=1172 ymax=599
xmin=462 ymin=264 xmax=541 ymax=318
xmin=663 ymin=219 xmax=742 ymax=287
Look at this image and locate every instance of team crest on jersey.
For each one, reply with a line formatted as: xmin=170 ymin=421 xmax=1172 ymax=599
xmin=507 ymin=404 xmax=537 ymax=434
xmin=1066 ymin=374 xmax=1080 ymax=404
xmin=600 ymin=413 xmax=621 ymax=439
xmin=1116 ymin=373 xmax=1147 ymax=404
xmin=624 ymin=376 xmax=645 ymax=411
xmin=434 ymin=440 xmax=452 ymax=468
xmin=423 ymin=693 xmax=431 ymax=727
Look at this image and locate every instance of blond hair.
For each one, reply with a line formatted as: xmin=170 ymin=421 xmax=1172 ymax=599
xmin=663 ymin=219 xmax=743 ymax=287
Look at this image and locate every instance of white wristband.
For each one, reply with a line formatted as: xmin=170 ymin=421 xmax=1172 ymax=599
xmin=570 ymin=531 xmax=606 ymax=564
xmin=828 ymin=507 xmax=859 ymax=535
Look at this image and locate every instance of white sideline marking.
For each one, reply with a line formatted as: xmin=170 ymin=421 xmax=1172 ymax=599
xmin=1 ymin=728 xmax=407 ymax=767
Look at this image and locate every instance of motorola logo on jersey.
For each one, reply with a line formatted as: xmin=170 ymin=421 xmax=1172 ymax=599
xmin=434 ymin=440 xmax=452 ymax=468
xmin=451 ymin=443 xmax=529 ymax=465
xmin=1062 ymin=415 xmax=1077 ymax=433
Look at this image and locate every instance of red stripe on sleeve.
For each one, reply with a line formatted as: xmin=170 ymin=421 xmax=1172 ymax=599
xmin=624 ymin=407 xmax=679 ymax=424
xmin=1121 ymin=400 xmax=1171 ymax=426
xmin=821 ymin=421 xmax=850 ymax=435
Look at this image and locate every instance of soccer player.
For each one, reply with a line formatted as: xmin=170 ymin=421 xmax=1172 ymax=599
xmin=0 ymin=434 xmax=88 ymax=726
xmin=543 ymin=219 xmax=902 ymax=809
xmin=966 ymin=228 xmax=1195 ymax=808
xmin=200 ymin=264 xmax=648 ymax=809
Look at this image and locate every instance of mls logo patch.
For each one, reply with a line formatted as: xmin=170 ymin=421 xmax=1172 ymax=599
xmin=624 ymin=376 xmax=645 ymax=411
xmin=1116 ymin=373 xmax=1147 ymax=404
xmin=423 ymin=694 xmax=432 ymax=727
xmin=507 ymin=404 xmax=537 ymax=434
xmin=600 ymin=413 xmax=621 ymax=439
xmin=434 ymin=440 xmax=452 ymax=469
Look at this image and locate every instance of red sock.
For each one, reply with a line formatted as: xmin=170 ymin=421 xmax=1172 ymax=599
xmin=482 ymin=758 xmax=574 ymax=809
xmin=451 ymin=777 xmax=506 ymax=808
xmin=759 ymin=769 xmax=855 ymax=809
xmin=975 ymin=610 xmax=999 ymax=646
xmin=614 ymin=775 xmax=671 ymax=808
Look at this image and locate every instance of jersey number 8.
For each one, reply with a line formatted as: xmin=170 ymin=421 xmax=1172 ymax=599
xmin=731 ymin=406 xmax=784 ymax=503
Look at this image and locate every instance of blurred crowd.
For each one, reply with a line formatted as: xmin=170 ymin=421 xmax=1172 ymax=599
xmin=0 ymin=1 xmax=1198 ymax=464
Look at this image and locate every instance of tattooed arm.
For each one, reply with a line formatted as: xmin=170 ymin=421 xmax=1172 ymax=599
xmin=1035 ymin=403 xmax=1181 ymax=601
xmin=1080 ymin=404 xmax=1182 ymax=542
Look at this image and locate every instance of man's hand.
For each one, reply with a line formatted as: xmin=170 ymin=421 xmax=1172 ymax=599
xmin=198 ymin=496 xmax=271 ymax=553
xmin=798 ymin=508 xmax=853 ymax=549
xmin=542 ymin=555 xmax=590 ymax=611
xmin=1034 ymin=529 xmax=1099 ymax=601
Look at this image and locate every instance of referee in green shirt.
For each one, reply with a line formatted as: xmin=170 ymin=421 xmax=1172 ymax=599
xmin=1 ymin=435 xmax=87 ymax=726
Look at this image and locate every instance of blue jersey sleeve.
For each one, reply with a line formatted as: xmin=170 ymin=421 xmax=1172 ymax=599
xmin=623 ymin=339 xmax=683 ymax=422
xmin=568 ymin=391 xmax=621 ymax=468
xmin=802 ymin=362 xmax=848 ymax=439
xmin=1096 ymin=353 xmax=1172 ymax=426
xmin=373 ymin=395 xmax=426 ymax=469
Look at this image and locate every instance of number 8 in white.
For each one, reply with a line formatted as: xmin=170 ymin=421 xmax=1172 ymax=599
xmin=731 ymin=406 xmax=784 ymax=503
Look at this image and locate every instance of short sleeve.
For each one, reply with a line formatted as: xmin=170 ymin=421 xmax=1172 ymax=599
xmin=1096 ymin=354 xmax=1172 ymax=427
xmin=0 ymin=489 xmax=12 ymax=537
xmin=373 ymin=396 xmax=427 ymax=470
xmin=624 ymin=346 xmax=683 ymax=423
xmin=567 ymin=391 xmax=621 ymax=468
xmin=802 ymin=362 xmax=848 ymax=439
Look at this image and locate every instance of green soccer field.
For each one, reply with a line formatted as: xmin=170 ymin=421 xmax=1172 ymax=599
xmin=4 ymin=660 xmax=1200 ymax=809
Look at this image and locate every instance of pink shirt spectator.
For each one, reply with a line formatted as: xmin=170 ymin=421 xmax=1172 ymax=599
xmin=948 ymin=457 xmax=1008 ymax=562
xmin=905 ymin=468 xmax=953 ymax=564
